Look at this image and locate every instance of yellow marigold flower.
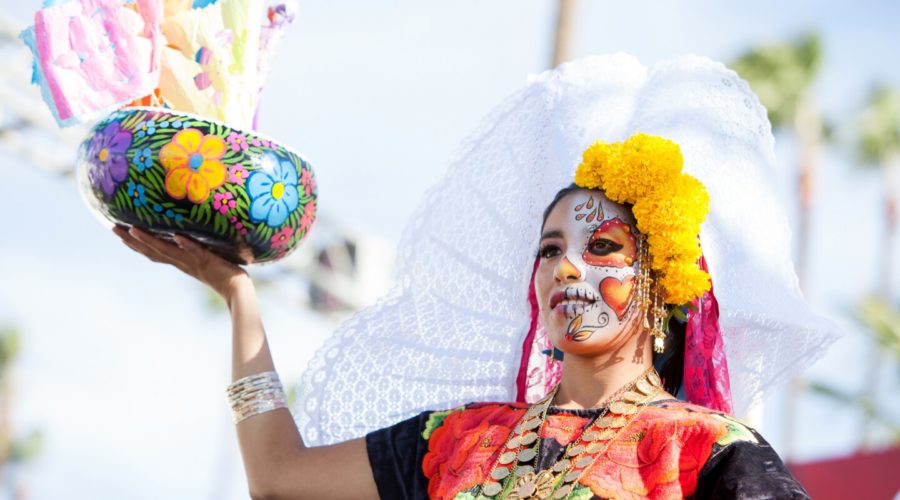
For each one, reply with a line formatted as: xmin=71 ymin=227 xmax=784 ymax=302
xmin=633 ymin=176 xmax=707 ymax=229
xmin=646 ymin=233 xmax=702 ymax=265
xmin=576 ymin=133 xmax=684 ymax=205
xmin=574 ymin=132 xmax=711 ymax=305
xmin=659 ymin=261 xmax=711 ymax=305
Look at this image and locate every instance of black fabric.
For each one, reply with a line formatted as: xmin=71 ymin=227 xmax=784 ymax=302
xmin=692 ymin=428 xmax=810 ymax=500
xmin=365 ymin=403 xmax=810 ymax=500
xmin=365 ymin=410 xmax=432 ymax=500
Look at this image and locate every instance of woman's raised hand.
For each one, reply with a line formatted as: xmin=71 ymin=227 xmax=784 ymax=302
xmin=112 ymin=226 xmax=248 ymax=300
xmin=114 ymin=225 xmax=380 ymax=498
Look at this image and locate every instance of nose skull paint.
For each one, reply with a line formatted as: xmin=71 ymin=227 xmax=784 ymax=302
xmin=557 ymin=193 xmax=639 ymax=343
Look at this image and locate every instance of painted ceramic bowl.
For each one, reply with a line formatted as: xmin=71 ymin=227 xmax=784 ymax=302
xmin=75 ymin=107 xmax=317 ymax=264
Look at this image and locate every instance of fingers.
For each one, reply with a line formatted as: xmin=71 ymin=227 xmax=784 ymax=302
xmin=113 ymin=226 xmax=189 ymax=270
xmin=119 ymin=236 xmax=165 ymax=264
xmin=130 ymin=226 xmax=180 ymax=253
xmin=170 ymin=233 xmax=210 ymax=269
xmin=113 ymin=225 xmax=244 ymax=289
xmin=173 ymin=232 xmax=240 ymax=271
xmin=172 ymin=233 xmax=203 ymax=254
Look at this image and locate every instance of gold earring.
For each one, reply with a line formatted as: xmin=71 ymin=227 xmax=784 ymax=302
xmin=637 ymin=236 xmax=666 ymax=353
xmin=650 ymin=284 xmax=667 ymax=353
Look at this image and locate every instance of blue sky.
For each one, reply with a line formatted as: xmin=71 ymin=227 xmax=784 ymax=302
xmin=1 ymin=0 xmax=899 ymax=498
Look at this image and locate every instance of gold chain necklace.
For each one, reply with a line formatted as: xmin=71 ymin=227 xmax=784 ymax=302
xmin=476 ymin=367 xmax=663 ymax=500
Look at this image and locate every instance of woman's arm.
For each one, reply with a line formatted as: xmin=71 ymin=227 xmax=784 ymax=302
xmin=114 ymin=226 xmax=379 ymax=499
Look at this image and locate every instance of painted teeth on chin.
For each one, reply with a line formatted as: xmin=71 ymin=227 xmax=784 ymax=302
xmin=560 ymin=300 xmax=596 ymax=310
xmin=564 ymin=289 xmax=600 ymax=302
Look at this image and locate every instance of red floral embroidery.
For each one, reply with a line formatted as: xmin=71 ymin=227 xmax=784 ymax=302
xmin=422 ymin=403 xmax=525 ymax=500
xmin=580 ymin=403 xmax=728 ymax=499
xmin=539 ymin=413 xmax=586 ymax=446
xmin=422 ymin=401 xmax=729 ymax=500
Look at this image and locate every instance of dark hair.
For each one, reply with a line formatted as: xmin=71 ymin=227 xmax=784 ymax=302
xmin=540 ymin=183 xmax=581 ymax=233
xmin=540 ymin=184 xmax=685 ymax=396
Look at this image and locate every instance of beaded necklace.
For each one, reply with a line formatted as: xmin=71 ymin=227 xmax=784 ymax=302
xmin=476 ymin=367 xmax=663 ymax=500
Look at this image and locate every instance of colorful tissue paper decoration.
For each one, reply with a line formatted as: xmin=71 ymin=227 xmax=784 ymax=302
xmin=21 ymin=0 xmax=298 ymax=130
xmin=76 ymin=108 xmax=317 ymax=264
xmin=20 ymin=0 xmax=163 ymax=126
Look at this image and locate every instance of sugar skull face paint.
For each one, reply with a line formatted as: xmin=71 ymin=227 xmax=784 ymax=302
xmin=535 ymin=189 xmax=643 ymax=353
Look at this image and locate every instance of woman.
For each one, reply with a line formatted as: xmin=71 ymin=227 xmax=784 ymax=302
xmin=114 ymin=55 xmax=832 ymax=498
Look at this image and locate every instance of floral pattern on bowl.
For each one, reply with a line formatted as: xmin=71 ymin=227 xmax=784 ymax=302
xmin=76 ymin=107 xmax=317 ymax=264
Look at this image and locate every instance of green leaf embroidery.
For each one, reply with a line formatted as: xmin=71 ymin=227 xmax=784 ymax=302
xmin=421 ymin=407 xmax=463 ymax=440
xmin=712 ymin=414 xmax=759 ymax=446
xmin=568 ymin=484 xmax=593 ymax=500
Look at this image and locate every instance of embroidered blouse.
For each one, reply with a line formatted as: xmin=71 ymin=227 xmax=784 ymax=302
xmin=365 ymin=399 xmax=809 ymax=499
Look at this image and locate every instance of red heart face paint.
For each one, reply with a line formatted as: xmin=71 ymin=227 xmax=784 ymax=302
xmin=600 ymin=275 xmax=635 ymax=319
xmin=535 ymin=189 xmax=642 ymax=351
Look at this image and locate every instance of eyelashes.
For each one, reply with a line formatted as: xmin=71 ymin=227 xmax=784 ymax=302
xmin=538 ymin=244 xmax=561 ymax=259
xmin=538 ymin=239 xmax=623 ymax=260
xmin=541 ymin=217 xmax=637 ymax=263
xmin=587 ymin=238 xmax=623 ymax=256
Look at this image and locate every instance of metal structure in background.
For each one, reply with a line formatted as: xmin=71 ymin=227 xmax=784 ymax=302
xmin=0 ymin=13 xmax=395 ymax=319
xmin=256 ymin=215 xmax=395 ymax=319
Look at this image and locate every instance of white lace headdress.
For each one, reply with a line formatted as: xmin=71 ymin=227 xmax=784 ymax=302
xmin=295 ymin=54 xmax=840 ymax=446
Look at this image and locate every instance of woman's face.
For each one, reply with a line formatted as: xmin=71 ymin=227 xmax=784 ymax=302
xmin=535 ymin=189 xmax=645 ymax=355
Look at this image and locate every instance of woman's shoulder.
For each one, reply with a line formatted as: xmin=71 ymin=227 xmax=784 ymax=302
xmin=640 ymin=399 xmax=763 ymax=448
xmin=420 ymin=401 xmax=529 ymax=441
xmin=649 ymin=397 xmax=742 ymax=420
xmin=639 ymin=400 xmax=808 ymax=499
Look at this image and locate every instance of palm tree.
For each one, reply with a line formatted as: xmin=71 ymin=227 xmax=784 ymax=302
xmin=856 ymin=86 xmax=900 ymax=297
xmin=0 ymin=326 xmax=43 ymax=498
xmin=852 ymin=86 xmax=900 ymax=447
xmin=807 ymin=296 xmax=900 ymax=447
xmin=731 ymin=33 xmax=824 ymax=462
xmin=732 ymin=33 xmax=824 ymax=288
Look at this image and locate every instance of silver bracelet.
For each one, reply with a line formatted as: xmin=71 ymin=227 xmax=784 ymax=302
xmin=226 ymin=371 xmax=288 ymax=424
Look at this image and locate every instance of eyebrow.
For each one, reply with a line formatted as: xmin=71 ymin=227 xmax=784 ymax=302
xmin=540 ymin=229 xmax=563 ymax=241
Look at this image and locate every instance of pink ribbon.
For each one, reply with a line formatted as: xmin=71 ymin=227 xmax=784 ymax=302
xmin=683 ymin=255 xmax=734 ymax=414
xmin=516 ymin=258 xmax=541 ymax=402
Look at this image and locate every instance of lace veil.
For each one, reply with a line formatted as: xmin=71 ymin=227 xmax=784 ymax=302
xmin=294 ymin=54 xmax=839 ymax=446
